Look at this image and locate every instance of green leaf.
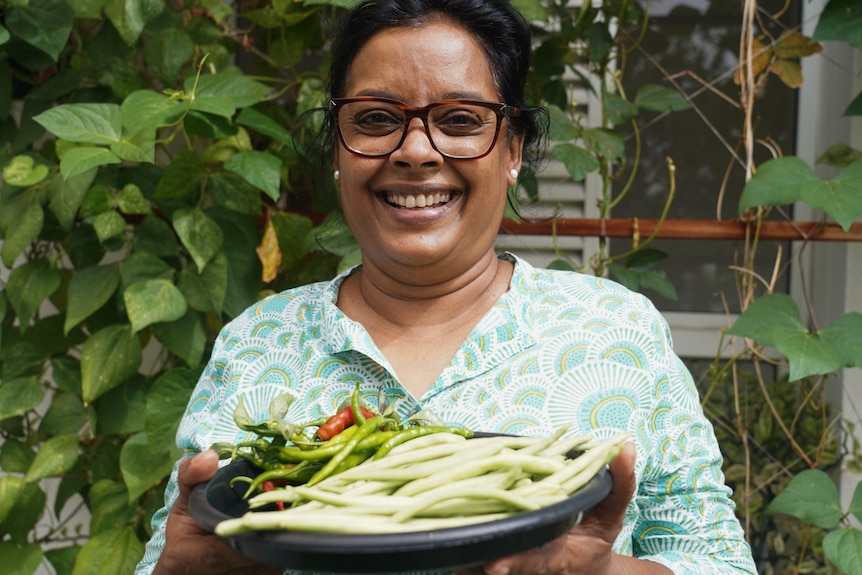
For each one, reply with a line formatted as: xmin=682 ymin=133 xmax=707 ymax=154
xmin=209 ymin=208 xmax=264 ymax=317
xmin=48 ymin=168 xmax=98 ymax=230
xmin=173 ymin=207 xmax=225 ymax=272
xmin=585 ymin=21 xmax=613 ymax=63
xmin=144 ymin=28 xmax=194 ymax=85
xmin=547 ymin=105 xmax=579 ymax=142
xmin=145 ymin=369 xmax=198 ymax=457
xmin=638 ymin=269 xmax=678 ymax=300
xmin=552 ymin=143 xmax=600 ymax=182
xmin=104 ymin=0 xmax=166 ymax=46
xmin=224 ymin=150 xmax=282 ymax=202
xmin=46 ymin=545 xmax=81 ymax=575
xmin=154 ymin=150 xmax=204 ymax=200
xmin=0 ymin=541 xmax=43 ymax=575
xmin=185 ymin=72 xmax=272 ymax=118
xmin=0 ymin=481 xmax=45 ymax=544
xmin=120 ymin=90 xmax=185 ymax=135
xmin=60 ymin=146 xmax=123 ymax=179
xmin=151 ymin=310 xmax=207 ymax=367
xmin=178 ymin=251 xmax=228 ymax=315
xmin=6 ymin=257 xmax=61 ymax=329
xmin=34 ymin=104 xmax=122 ymax=145
xmin=119 ymin=432 xmax=173 ymax=503
xmin=818 ymin=311 xmax=862 ymax=369
xmin=2 ymin=154 xmax=49 ymax=186
xmin=24 ymin=434 xmax=79 ymax=483
xmin=78 ymin=184 xmax=114 ymax=218
xmin=93 ymin=210 xmax=127 ymax=243
xmin=0 ymin=377 xmax=44 ymax=421
xmin=117 ymin=184 xmax=152 ymax=215
xmin=236 ymin=107 xmax=294 ymax=146
xmin=5 ymin=0 xmax=74 ymax=61
xmin=845 ymin=89 xmax=862 ymax=117
xmin=739 ymin=156 xmax=818 ymax=210
xmin=583 ymin=127 xmax=625 ymax=162
xmin=766 ymin=469 xmax=842 ymax=528
xmin=634 ymin=84 xmax=691 ymax=112
xmin=120 ymin=251 xmax=174 ymax=287
xmin=0 ymin=475 xmax=24 ymax=523
xmin=110 ymin=130 xmax=156 ymax=163
xmin=64 ymin=263 xmax=121 ymax=335
xmin=823 ymin=528 xmax=862 ymax=575
xmin=272 ymin=212 xmax=314 ymax=269
xmin=0 ymin=439 xmax=36 ymax=473
xmin=811 ymin=0 xmax=862 ymax=52
xmin=818 ymin=144 xmax=862 ymax=168
xmin=70 ymin=527 xmax=144 ymax=575
xmin=509 ymin=0 xmax=549 ymax=21
xmin=124 ymin=279 xmax=188 ymax=333
xmin=773 ymin=329 xmax=842 ymax=380
xmin=727 ymin=293 xmax=807 ymax=347
xmin=38 ymin=392 xmax=89 ymax=436
xmin=851 ymin=480 xmax=862 ymax=524
xmin=740 ymin=157 xmax=862 ymax=230
xmin=70 ymin=0 xmax=107 ymax=18
xmin=80 ymin=324 xmax=142 ymax=403
xmin=604 ymin=91 xmax=639 ymax=126
xmin=89 ymin=480 xmax=136 ymax=535
xmin=94 ymin=376 xmax=148 ymax=435
xmin=801 ymin=160 xmax=862 ymax=231
xmin=129 ymin=217 xmax=180 ymax=259
xmin=0 ymin=188 xmax=44 ymax=267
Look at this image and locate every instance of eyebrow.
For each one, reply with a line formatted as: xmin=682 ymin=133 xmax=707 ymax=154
xmin=351 ymin=89 xmax=497 ymax=103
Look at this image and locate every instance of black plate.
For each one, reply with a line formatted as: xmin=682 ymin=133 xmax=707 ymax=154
xmin=189 ymin=448 xmax=613 ymax=573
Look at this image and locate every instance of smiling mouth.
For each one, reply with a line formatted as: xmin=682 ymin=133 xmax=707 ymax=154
xmin=386 ymin=192 xmax=452 ymax=209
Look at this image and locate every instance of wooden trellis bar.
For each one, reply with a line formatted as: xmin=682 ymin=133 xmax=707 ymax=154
xmin=500 ymin=218 xmax=862 ymax=242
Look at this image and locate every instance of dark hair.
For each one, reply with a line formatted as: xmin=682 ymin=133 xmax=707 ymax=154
xmin=318 ymin=0 xmax=548 ymax=173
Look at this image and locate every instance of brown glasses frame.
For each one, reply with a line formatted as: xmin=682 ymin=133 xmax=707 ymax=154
xmin=330 ymin=97 xmax=521 ymax=160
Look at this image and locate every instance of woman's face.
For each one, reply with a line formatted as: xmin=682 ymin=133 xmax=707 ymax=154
xmin=334 ymin=20 xmax=524 ymax=283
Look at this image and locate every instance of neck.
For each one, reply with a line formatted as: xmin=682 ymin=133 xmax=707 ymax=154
xmin=341 ymin=252 xmax=512 ymax=331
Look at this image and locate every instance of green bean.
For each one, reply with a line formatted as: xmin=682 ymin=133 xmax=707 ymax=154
xmin=392 ymin=487 xmax=545 ymax=523
xmin=394 ymin=452 xmax=566 ymax=497
xmin=372 ymin=426 xmax=473 ymax=460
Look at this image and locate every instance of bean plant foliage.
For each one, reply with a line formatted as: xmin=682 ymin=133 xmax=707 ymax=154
xmin=0 ymin=0 xmax=351 ymax=573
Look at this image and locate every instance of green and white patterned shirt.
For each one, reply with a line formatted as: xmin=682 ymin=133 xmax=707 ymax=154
xmin=136 ymin=253 xmax=756 ymax=575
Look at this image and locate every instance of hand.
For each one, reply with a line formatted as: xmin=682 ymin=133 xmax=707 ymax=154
xmin=153 ymin=450 xmax=282 ymax=575
xmin=460 ymin=442 xmax=670 ymax=575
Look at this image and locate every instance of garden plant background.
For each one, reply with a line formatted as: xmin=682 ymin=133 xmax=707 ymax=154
xmin=0 ymin=0 xmax=861 ymax=574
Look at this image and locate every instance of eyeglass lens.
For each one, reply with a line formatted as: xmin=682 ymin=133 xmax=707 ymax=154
xmin=336 ymin=101 xmax=501 ymax=159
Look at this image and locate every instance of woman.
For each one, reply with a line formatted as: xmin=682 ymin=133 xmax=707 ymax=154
xmin=136 ymin=0 xmax=757 ymax=574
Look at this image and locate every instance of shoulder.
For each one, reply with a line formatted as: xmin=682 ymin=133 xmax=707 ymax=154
xmin=508 ymin=253 xmax=661 ymax=317
xmin=216 ymin=273 xmax=347 ymax=341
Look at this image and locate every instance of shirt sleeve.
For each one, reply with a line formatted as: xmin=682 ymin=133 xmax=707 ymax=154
xmin=626 ymin=312 xmax=756 ymax=575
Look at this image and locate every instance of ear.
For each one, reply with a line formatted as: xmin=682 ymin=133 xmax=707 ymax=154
xmin=506 ymin=134 xmax=525 ymax=186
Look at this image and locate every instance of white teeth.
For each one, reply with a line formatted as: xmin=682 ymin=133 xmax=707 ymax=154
xmin=387 ymin=193 xmax=451 ymax=208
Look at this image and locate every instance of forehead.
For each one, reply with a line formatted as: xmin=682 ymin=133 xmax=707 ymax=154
xmin=343 ymin=20 xmax=499 ymax=102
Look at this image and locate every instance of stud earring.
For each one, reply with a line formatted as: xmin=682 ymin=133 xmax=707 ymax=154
xmin=334 ymin=170 xmax=340 ymax=181
xmin=509 ymin=169 xmax=519 ymax=180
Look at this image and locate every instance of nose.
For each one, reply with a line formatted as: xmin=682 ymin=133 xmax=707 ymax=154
xmin=389 ymin=117 xmax=443 ymax=167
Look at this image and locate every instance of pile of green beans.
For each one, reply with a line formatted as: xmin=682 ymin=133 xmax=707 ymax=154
xmin=215 ymin=428 xmax=630 ymax=536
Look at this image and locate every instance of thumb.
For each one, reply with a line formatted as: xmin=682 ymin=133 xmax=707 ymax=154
xmin=173 ymin=450 xmax=220 ymax=513
xmin=596 ymin=441 xmax=637 ymax=521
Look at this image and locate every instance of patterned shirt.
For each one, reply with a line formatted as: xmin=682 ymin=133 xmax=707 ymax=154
xmin=136 ymin=253 xmax=756 ymax=575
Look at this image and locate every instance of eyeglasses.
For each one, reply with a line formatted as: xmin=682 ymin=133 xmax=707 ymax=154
xmin=330 ymin=97 xmax=521 ymax=160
